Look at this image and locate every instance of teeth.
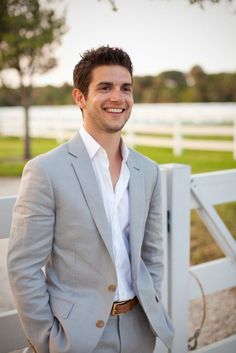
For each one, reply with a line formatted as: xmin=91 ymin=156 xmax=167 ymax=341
xmin=105 ymin=108 xmax=123 ymax=113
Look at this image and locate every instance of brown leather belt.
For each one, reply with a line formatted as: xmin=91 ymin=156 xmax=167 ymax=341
xmin=111 ymin=296 xmax=139 ymax=315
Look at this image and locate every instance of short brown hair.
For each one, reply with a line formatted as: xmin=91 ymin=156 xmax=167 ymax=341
xmin=73 ymin=46 xmax=133 ymax=98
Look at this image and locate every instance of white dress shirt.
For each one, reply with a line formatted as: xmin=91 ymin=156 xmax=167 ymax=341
xmin=79 ymin=126 xmax=135 ymax=301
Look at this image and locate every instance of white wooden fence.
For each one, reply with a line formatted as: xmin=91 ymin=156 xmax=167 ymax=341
xmin=164 ymin=165 xmax=236 ymax=353
xmin=0 ymin=104 xmax=236 ymax=159
xmin=124 ymin=122 xmax=236 ymax=160
xmin=0 ymin=164 xmax=236 ymax=353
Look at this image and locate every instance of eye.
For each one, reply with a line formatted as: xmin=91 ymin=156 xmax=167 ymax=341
xmin=99 ymin=84 xmax=111 ymax=92
xmin=123 ymin=85 xmax=132 ymax=92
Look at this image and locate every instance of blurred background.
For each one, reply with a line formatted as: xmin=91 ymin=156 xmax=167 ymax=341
xmin=1 ymin=0 xmax=236 ymax=262
xmin=0 ymin=0 xmax=236 ymax=350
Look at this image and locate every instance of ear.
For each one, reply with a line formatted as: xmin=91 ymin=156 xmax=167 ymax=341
xmin=72 ymin=88 xmax=86 ymax=109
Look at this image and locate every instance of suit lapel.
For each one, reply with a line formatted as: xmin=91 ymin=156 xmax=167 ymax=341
xmin=127 ymin=151 xmax=146 ymax=278
xmin=67 ymin=133 xmax=115 ymax=264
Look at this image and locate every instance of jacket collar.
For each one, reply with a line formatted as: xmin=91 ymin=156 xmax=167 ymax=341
xmin=67 ymin=133 xmax=146 ymax=273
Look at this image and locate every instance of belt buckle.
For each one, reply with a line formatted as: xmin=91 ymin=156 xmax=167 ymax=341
xmin=111 ymin=300 xmax=127 ymax=315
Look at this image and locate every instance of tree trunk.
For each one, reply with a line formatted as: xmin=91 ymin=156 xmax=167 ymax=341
xmin=23 ymin=105 xmax=31 ymax=160
xmin=20 ymin=82 xmax=32 ymax=161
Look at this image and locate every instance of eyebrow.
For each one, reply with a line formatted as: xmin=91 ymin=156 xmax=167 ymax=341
xmin=96 ymin=82 xmax=132 ymax=88
xmin=96 ymin=82 xmax=112 ymax=87
xmin=122 ymin=83 xmax=132 ymax=88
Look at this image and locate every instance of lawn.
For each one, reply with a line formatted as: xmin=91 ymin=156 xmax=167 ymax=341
xmin=0 ymin=136 xmax=58 ymax=176
xmin=1 ymin=136 xmax=236 ymax=176
xmin=136 ymin=145 xmax=236 ymax=174
xmin=1 ymin=136 xmax=236 ymax=265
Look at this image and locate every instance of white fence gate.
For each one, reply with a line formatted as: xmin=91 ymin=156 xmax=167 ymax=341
xmin=0 ymin=164 xmax=236 ymax=353
xmin=164 ymin=165 xmax=236 ymax=353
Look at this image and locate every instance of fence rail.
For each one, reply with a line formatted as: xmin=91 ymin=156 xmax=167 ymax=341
xmin=124 ymin=123 xmax=236 ymax=158
xmin=0 ymin=104 xmax=236 ymax=159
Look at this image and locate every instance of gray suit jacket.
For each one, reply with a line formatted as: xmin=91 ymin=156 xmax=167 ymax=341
xmin=8 ymin=132 xmax=174 ymax=353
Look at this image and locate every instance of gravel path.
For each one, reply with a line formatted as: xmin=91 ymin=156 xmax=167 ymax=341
xmin=0 ymin=177 xmax=21 ymax=197
xmin=188 ymin=287 xmax=236 ymax=349
xmin=1 ymin=178 xmax=236 ymax=350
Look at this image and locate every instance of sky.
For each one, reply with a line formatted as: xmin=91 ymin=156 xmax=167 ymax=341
xmin=32 ymin=0 xmax=236 ymax=86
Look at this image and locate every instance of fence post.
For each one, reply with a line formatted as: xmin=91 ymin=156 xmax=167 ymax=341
xmin=155 ymin=167 xmax=170 ymax=353
xmin=173 ymin=119 xmax=182 ymax=156
xmin=56 ymin=114 xmax=66 ymax=143
xmin=233 ymin=118 xmax=236 ymax=161
xmin=165 ymin=164 xmax=191 ymax=353
xmin=124 ymin=123 xmax=136 ymax=149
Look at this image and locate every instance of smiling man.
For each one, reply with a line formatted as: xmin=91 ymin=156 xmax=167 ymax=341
xmin=8 ymin=46 xmax=174 ymax=353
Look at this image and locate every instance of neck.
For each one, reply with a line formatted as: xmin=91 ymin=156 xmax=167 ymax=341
xmin=99 ymin=133 xmax=121 ymax=161
xmin=84 ymin=126 xmax=122 ymax=161
xmin=83 ymin=126 xmax=123 ymax=188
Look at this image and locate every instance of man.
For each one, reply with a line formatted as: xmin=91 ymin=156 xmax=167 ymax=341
xmin=8 ymin=46 xmax=174 ymax=353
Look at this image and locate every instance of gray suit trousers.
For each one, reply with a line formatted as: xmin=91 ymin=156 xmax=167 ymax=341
xmin=93 ymin=303 xmax=156 ymax=353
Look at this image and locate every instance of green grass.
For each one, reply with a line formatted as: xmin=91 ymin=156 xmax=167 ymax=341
xmin=191 ymin=203 xmax=236 ymax=265
xmin=1 ymin=136 xmax=236 ymax=265
xmin=1 ymin=137 xmax=236 ymax=176
xmin=136 ymin=145 xmax=236 ymax=173
xmin=184 ymin=135 xmax=233 ymax=141
xmin=0 ymin=137 xmax=58 ymax=176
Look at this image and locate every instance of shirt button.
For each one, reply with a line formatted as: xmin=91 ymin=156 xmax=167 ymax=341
xmin=96 ymin=320 xmax=105 ymax=328
xmin=108 ymin=284 xmax=116 ymax=292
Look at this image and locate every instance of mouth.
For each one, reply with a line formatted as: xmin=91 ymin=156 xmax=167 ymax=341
xmin=103 ymin=107 xmax=125 ymax=113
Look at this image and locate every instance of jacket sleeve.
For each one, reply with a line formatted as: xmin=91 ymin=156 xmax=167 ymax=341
xmin=7 ymin=158 xmax=55 ymax=353
xmin=142 ymin=164 xmax=164 ymax=300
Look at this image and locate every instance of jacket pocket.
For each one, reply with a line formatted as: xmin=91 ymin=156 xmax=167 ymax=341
xmin=50 ymin=296 xmax=74 ymax=319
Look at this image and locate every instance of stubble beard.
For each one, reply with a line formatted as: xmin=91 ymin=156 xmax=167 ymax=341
xmin=103 ymin=121 xmax=127 ymax=134
xmin=98 ymin=111 xmax=131 ymax=134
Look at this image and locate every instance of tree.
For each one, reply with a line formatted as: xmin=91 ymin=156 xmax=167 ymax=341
xmin=187 ymin=65 xmax=208 ymax=101
xmin=103 ymin=0 xmax=236 ymax=11
xmin=188 ymin=0 xmax=235 ymax=8
xmin=98 ymin=0 xmax=118 ymax=11
xmin=0 ymin=0 xmax=66 ymax=159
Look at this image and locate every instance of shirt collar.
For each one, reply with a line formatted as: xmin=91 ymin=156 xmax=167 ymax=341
xmin=79 ymin=125 xmax=129 ymax=162
xmin=79 ymin=125 xmax=101 ymax=160
xmin=120 ymin=137 xmax=129 ymax=163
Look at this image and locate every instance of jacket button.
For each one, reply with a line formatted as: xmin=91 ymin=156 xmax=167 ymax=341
xmin=108 ymin=284 xmax=116 ymax=292
xmin=96 ymin=320 xmax=105 ymax=328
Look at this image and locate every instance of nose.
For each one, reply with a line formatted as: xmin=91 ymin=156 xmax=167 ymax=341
xmin=110 ymin=88 xmax=123 ymax=102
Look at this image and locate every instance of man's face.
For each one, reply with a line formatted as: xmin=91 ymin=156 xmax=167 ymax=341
xmin=73 ymin=65 xmax=133 ymax=135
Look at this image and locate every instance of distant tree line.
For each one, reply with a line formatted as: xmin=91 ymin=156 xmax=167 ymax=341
xmin=0 ymin=65 xmax=236 ymax=106
xmin=133 ymin=66 xmax=236 ymax=103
